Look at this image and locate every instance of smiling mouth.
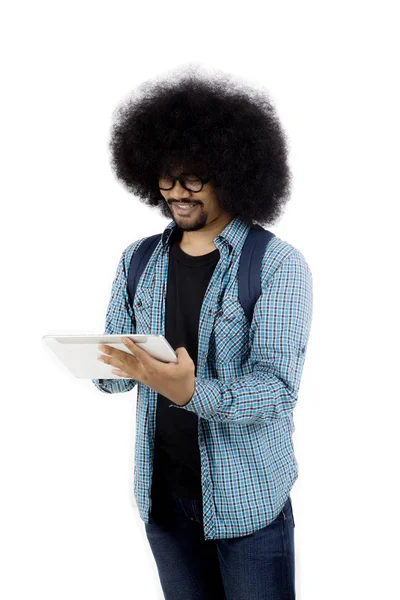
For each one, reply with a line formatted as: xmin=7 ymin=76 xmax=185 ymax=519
xmin=172 ymin=203 xmax=200 ymax=213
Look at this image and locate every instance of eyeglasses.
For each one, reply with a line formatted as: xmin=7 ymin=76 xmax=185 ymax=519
xmin=158 ymin=173 xmax=212 ymax=193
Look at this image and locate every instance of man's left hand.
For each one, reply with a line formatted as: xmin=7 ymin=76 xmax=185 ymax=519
xmin=97 ymin=338 xmax=195 ymax=406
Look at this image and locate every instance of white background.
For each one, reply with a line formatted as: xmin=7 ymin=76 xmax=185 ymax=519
xmin=1 ymin=1 xmax=399 ymax=598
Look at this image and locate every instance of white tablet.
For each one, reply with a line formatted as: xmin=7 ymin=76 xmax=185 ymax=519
xmin=42 ymin=334 xmax=178 ymax=379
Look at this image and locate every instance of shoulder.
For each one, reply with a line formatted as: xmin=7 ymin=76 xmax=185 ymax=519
xmin=261 ymin=234 xmax=313 ymax=287
xmin=118 ymin=236 xmax=156 ymax=277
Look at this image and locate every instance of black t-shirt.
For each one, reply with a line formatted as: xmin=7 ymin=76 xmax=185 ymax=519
xmin=151 ymin=228 xmax=220 ymax=500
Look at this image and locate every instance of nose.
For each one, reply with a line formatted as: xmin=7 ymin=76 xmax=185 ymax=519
xmin=173 ymin=179 xmax=187 ymax=194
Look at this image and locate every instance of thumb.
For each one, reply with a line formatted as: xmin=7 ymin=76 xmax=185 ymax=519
xmin=175 ymin=346 xmax=189 ymax=359
xmin=175 ymin=348 xmax=195 ymax=373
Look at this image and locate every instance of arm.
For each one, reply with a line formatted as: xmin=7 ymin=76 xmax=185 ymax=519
xmin=175 ymin=248 xmax=313 ymax=424
xmin=92 ymin=246 xmax=138 ymax=394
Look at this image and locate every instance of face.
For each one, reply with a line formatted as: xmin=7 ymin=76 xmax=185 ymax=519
xmin=158 ymin=170 xmax=232 ymax=232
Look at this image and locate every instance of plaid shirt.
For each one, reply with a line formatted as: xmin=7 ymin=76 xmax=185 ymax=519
xmin=92 ymin=216 xmax=313 ymax=540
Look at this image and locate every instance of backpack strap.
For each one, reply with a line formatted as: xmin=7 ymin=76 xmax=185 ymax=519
xmin=238 ymin=224 xmax=275 ymax=324
xmin=127 ymin=233 xmax=162 ymax=312
xmin=127 ymin=225 xmax=275 ymax=326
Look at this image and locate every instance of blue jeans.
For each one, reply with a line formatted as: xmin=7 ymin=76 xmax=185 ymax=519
xmin=144 ymin=490 xmax=295 ymax=599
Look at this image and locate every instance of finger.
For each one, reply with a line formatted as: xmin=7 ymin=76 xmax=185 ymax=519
xmin=98 ymin=344 xmax=120 ymax=358
xmin=98 ymin=344 xmax=135 ymax=362
xmin=112 ymin=368 xmax=129 ymax=378
xmin=97 ymin=353 xmax=129 ymax=371
xmin=122 ymin=337 xmax=148 ymax=361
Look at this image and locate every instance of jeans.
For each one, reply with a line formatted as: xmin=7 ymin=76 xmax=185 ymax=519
xmin=144 ymin=489 xmax=295 ymax=600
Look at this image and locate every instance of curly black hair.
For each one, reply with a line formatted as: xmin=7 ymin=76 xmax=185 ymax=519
xmin=109 ymin=63 xmax=293 ymax=226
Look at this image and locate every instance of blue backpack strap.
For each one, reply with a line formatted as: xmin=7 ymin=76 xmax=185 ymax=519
xmin=238 ymin=224 xmax=275 ymax=324
xmin=127 ymin=233 xmax=162 ymax=312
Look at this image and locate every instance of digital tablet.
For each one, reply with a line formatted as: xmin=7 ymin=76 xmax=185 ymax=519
xmin=42 ymin=334 xmax=178 ymax=379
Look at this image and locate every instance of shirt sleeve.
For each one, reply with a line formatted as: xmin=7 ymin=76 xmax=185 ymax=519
xmin=92 ymin=246 xmax=138 ymax=395
xmin=172 ymin=248 xmax=313 ymax=424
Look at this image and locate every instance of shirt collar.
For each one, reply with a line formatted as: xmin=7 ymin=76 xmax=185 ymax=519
xmin=161 ymin=215 xmax=252 ymax=254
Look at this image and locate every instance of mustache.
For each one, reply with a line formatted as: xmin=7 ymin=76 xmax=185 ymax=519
xmin=169 ymin=200 xmax=201 ymax=205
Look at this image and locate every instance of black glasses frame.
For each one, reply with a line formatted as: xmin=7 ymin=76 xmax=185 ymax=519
xmin=158 ymin=173 xmax=212 ymax=192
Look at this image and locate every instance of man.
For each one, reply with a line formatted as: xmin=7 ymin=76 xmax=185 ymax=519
xmin=92 ymin=64 xmax=313 ymax=599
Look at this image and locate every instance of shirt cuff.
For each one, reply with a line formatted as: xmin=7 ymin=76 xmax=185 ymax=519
xmin=169 ymin=376 xmax=223 ymax=419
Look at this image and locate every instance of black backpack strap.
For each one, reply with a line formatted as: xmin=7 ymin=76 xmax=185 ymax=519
xmin=127 ymin=234 xmax=162 ymax=311
xmin=238 ymin=224 xmax=275 ymax=324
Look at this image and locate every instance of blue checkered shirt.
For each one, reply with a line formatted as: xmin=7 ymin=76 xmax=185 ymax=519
xmin=92 ymin=216 xmax=313 ymax=540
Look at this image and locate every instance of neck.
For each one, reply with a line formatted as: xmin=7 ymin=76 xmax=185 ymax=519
xmin=179 ymin=214 xmax=233 ymax=251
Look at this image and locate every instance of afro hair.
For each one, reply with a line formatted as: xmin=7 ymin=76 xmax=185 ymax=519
xmin=109 ymin=63 xmax=293 ymax=226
